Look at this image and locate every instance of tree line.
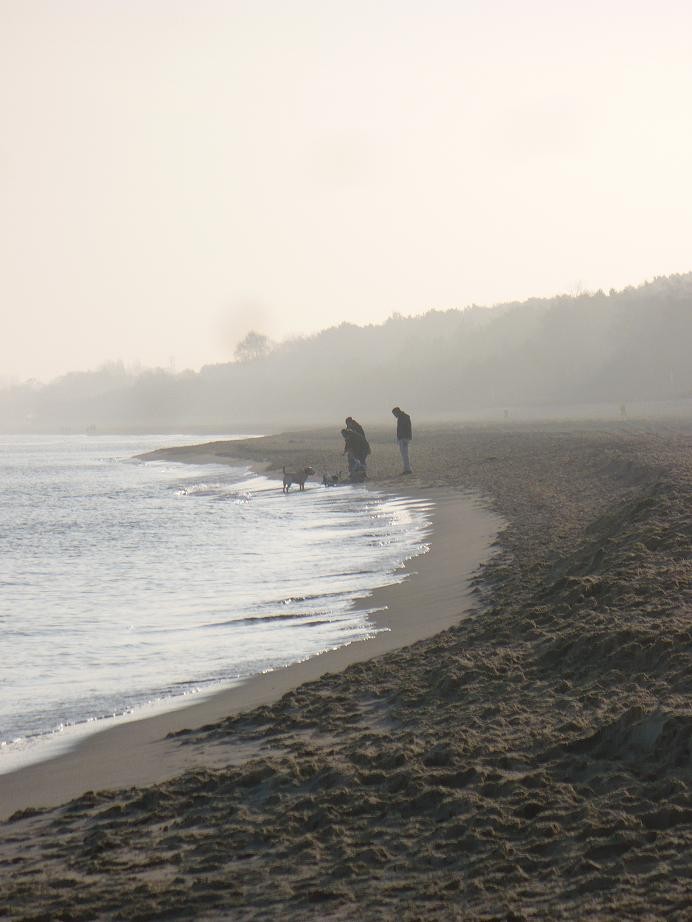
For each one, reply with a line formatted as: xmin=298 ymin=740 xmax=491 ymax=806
xmin=2 ymin=272 xmax=691 ymax=432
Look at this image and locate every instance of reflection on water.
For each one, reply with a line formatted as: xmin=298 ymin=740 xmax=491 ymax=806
xmin=0 ymin=434 xmax=432 ymax=768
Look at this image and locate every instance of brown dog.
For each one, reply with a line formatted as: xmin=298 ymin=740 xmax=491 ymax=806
xmin=282 ymin=466 xmax=315 ymax=493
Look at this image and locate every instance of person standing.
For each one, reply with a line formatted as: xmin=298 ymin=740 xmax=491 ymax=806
xmin=391 ymin=406 xmax=412 ymax=474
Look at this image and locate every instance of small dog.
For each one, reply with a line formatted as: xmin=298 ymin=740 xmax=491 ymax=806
xmin=282 ymin=465 xmax=315 ymax=493
xmin=322 ymin=472 xmax=341 ymax=487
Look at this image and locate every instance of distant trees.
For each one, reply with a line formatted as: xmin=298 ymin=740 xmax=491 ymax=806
xmin=234 ymin=331 xmax=272 ymax=362
xmin=2 ymin=273 xmax=691 ymax=431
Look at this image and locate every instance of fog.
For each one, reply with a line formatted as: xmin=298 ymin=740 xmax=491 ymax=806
xmin=2 ymin=273 xmax=691 ymax=432
xmin=2 ymin=2 xmax=692 ymax=385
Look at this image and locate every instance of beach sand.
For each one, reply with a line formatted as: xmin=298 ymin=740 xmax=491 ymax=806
xmin=1 ymin=421 xmax=691 ymax=920
xmin=0 ymin=487 xmax=500 ymax=818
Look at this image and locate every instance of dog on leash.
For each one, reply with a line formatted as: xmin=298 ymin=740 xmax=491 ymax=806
xmin=282 ymin=466 xmax=315 ymax=493
xmin=322 ymin=472 xmax=341 ymax=487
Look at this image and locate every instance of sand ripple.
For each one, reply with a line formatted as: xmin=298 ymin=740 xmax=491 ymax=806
xmin=2 ymin=423 xmax=691 ymax=920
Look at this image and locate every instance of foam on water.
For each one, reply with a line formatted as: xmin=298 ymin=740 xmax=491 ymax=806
xmin=0 ymin=434 xmax=432 ymax=772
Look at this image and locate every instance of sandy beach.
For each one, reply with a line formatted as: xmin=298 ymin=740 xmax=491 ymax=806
xmin=0 ymin=487 xmax=500 ymax=819
xmin=1 ymin=420 xmax=691 ymax=920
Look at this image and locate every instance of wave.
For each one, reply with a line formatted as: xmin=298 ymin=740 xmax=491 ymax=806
xmin=204 ymin=610 xmax=356 ymax=629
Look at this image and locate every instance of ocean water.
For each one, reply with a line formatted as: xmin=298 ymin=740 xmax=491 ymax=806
xmin=0 ymin=434 xmax=432 ymax=771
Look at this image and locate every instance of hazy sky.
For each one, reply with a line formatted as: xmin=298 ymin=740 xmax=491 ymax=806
xmin=2 ymin=1 xmax=691 ymax=383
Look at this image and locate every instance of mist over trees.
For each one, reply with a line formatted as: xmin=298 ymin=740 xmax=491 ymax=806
xmin=233 ymin=331 xmax=273 ymax=363
xmin=2 ymin=273 xmax=691 ymax=432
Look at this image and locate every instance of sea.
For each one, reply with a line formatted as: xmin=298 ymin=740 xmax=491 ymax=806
xmin=0 ymin=433 xmax=432 ymax=773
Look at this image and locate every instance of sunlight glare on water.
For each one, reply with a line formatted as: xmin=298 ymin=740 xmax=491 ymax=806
xmin=0 ymin=434 xmax=432 ymax=770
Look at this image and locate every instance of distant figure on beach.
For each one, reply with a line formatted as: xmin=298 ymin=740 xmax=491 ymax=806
xmin=620 ymin=403 xmax=627 ymax=419
xmin=345 ymin=416 xmax=366 ymax=438
xmin=392 ymin=406 xmax=413 ymax=475
xmin=341 ymin=427 xmax=370 ymax=480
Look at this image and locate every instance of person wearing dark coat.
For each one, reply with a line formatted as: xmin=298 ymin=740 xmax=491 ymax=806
xmin=391 ymin=406 xmax=412 ymax=474
xmin=341 ymin=427 xmax=369 ymax=478
xmin=345 ymin=416 xmax=366 ymax=438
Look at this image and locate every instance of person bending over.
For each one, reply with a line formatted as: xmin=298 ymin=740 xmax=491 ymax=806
xmin=345 ymin=416 xmax=366 ymax=438
xmin=341 ymin=427 xmax=370 ymax=480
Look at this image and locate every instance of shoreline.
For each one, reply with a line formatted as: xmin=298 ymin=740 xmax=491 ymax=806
xmin=2 ymin=422 xmax=690 ymax=919
xmin=0 ymin=481 xmax=502 ymax=821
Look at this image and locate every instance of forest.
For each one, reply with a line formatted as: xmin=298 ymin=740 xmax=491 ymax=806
xmin=2 ymin=273 xmax=691 ymax=432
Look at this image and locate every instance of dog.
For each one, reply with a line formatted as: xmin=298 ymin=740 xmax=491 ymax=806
xmin=282 ymin=465 xmax=315 ymax=493
xmin=322 ymin=472 xmax=341 ymax=487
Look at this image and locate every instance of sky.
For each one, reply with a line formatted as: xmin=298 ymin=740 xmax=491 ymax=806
xmin=1 ymin=0 xmax=691 ymax=384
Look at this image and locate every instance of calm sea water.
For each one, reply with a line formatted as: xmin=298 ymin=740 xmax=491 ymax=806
xmin=0 ymin=434 xmax=431 ymax=770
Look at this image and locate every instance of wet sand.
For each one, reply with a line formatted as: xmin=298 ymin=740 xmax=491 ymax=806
xmin=0 ymin=487 xmax=500 ymax=819
xmin=1 ymin=421 xmax=691 ymax=920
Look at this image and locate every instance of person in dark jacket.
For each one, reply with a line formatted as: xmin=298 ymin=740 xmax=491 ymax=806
xmin=341 ymin=427 xmax=369 ymax=479
xmin=344 ymin=419 xmax=369 ymax=461
xmin=391 ymin=406 xmax=412 ymax=474
xmin=345 ymin=416 xmax=366 ymax=438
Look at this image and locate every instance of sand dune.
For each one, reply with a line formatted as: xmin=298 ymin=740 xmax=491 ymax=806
xmin=1 ymin=421 xmax=691 ymax=920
